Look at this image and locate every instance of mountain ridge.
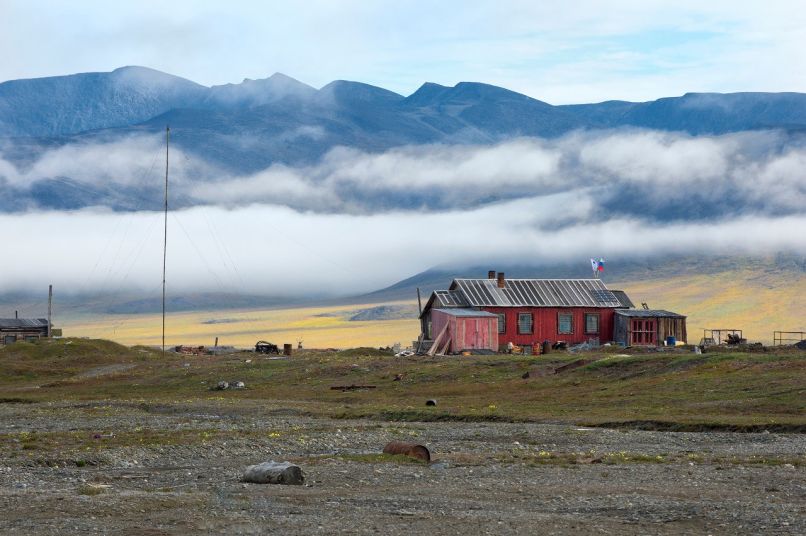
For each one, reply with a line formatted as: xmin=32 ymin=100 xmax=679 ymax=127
xmin=4 ymin=66 xmax=806 ymax=141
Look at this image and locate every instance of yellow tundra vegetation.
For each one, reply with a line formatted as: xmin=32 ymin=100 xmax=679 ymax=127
xmin=62 ymin=301 xmax=420 ymax=349
xmin=60 ymin=267 xmax=804 ymax=348
xmin=619 ymin=266 xmax=805 ymax=344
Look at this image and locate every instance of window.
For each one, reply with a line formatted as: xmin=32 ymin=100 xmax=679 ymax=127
xmin=630 ymin=319 xmax=656 ymax=345
xmin=584 ymin=313 xmax=600 ymax=334
xmin=496 ymin=314 xmax=506 ymax=334
xmin=558 ymin=313 xmax=573 ymax=334
xmin=517 ymin=313 xmax=533 ymax=334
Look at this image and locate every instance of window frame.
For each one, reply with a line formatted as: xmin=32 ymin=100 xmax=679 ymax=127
xmin=517 ymin=312 xmax=533 ymax=334
xmin=496 ymin=313 xmax=506 ymax=334
xmin=557 ymin=312 xmax=574 ymax=335
xmin=584 ymin=313 xmax=600 ymax=334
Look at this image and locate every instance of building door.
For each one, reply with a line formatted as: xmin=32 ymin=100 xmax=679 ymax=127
xmin=3 ymin=335 xmax=17 ymax=345
xmin=469 ymin=319 xmax=482 ymax=349
xmin=630 ymin=319 xmax=656 ymax=345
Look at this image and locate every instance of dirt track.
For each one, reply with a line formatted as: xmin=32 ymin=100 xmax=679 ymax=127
xmin=1 ymin=401 xmax=804 ymax=535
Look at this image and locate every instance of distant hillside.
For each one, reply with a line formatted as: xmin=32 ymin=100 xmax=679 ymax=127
xmin=362 ymin=254 xmax=806 ymax=304
xmin=0 ymin=67 xmax=207 ymax=137
xmin=560 ymin=92 xmax=806 ymax=134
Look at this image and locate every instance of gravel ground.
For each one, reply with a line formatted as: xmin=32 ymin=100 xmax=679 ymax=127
xmin=0 ymin=401 xmax=804 ymax=535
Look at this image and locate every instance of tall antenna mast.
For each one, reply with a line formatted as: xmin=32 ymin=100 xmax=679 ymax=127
xmin=162 ymin=126 xmax=170 ymax=357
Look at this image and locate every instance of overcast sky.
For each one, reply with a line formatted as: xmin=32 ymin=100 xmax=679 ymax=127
xmin=2 ymin=1 xmax=806 ymax=103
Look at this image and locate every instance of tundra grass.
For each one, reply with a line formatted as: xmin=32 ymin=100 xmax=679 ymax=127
xmin=1 ymin=338 xmax=803 ymax=429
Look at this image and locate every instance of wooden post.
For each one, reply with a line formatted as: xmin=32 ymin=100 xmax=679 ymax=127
xmin=428 ymin=322 xmax=450 ymax=357
xmin=416 ymin=287 xmax=422 ymax=315
xmin=47 ymin=284 xmax=52 ymax=338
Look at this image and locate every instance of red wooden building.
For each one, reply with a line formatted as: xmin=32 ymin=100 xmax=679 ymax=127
xmin=420 ymin=271 xmax=636 ymax=354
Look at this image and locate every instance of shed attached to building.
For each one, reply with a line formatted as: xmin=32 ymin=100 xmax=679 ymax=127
xmin=614 ymin=310 xmax=687 ymax=346
xmin=0 ymin=318 xmax=49 ymax=345
xmin=430 ymin=308 xmax=499 ymax=354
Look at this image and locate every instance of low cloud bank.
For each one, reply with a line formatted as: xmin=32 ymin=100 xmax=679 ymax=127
xmin=1 ymin=128 xmax=805 ymax=296
xmin=1 ymin=129 xmax=805 ymax=219
xmin=1 ymin=200 xmax=804 ymax=297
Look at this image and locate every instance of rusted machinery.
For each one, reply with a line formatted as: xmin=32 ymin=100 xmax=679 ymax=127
xmin=382 ymin=441 xmax=431 ymax=462
xmin=254 ymin=341 xmax=280 ymax=354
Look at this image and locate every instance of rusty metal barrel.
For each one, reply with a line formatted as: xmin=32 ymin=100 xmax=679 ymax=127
xmin=283 ymin=343 xmax=293 ymax=356
xmin=382 ymin=441 xmax=431 ymax=462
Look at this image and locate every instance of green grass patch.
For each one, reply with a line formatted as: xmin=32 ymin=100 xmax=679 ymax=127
xmin=1 ymin=342 xmax=804 ymax=428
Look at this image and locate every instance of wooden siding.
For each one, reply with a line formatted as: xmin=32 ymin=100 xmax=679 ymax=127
xmin=430 ymin=310 xmax=498 ymax=353
xmin=614 ymin=314 xmax=687 ymax=346
xmin=483 ymin=306 xmax=616 ymax=349
xmin=0 ymin=329 xmax=47 ymax=345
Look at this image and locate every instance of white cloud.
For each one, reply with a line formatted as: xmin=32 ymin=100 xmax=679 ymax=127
xmin=2 ymin=129 xmax=805 ymax=217
xmin=2 ymin=127 xmax=805 ymax=296
xmin=577 ymin=131 xmax=734 ymax=184
xmin=1 ymin=202 xmax=804 ymax=298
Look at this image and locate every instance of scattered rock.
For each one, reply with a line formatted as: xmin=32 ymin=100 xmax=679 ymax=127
xmin=242 ymin=461 xmax=305 ymax=485
xmin=231 ymin=381 xmax=246 ymax=389
xmin=521 ymin=371 xmax=530 ymax=379
xmin=215 ymin=381 xmax=229 ymax=391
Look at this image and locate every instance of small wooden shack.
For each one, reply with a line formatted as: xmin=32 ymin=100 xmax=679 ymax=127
xmin=0 ymin=318 xmax=49 ymax=345
xmin=614 ymin=310 xmax=686 ymax=346
xmin=430 ymin=308 xmax=498 ymax=354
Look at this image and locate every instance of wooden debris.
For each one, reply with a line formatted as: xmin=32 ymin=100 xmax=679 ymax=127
xmin=330 ymin=384 xmax=377 ymax=391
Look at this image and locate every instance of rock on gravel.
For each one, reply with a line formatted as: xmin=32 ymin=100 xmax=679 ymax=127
xmin=242 ymin=461 xmax=305 ymax=485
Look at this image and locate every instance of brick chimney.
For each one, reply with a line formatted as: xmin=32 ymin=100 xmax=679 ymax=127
xmin=487 ymin=270 xmax=496 ymax=279
xmin=497 ymin=272 xmax=506 ymax=288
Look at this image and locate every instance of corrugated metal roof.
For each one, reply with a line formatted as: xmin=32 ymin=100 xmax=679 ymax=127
xmin=615 ymin=309 xmax=685 ymax=318
xmin=0 ymin=318 xmax=49 ymax=328
xmin=449 ymin=279 xmax=623 ymax=308
xmin=433 ymin=308 xmax=498 ymax=317
xmin=610 ymin=290 xmax=635 ymax=309
xmin=433 ymin=290 xmax=469 ymax=307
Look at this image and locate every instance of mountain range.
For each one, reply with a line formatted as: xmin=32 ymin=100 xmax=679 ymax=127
xmin=3 ymin=66 xmax=806 ymax=178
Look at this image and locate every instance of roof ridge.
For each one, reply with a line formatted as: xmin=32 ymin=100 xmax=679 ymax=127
xmin=454 ymin=277 xmax=606 ymax=281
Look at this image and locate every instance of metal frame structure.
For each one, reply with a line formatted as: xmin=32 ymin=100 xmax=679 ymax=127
xmin=773 ymin=331 xmax=806 ymax=346
xmin=701 ymin=329 xmax=743 ymax=345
